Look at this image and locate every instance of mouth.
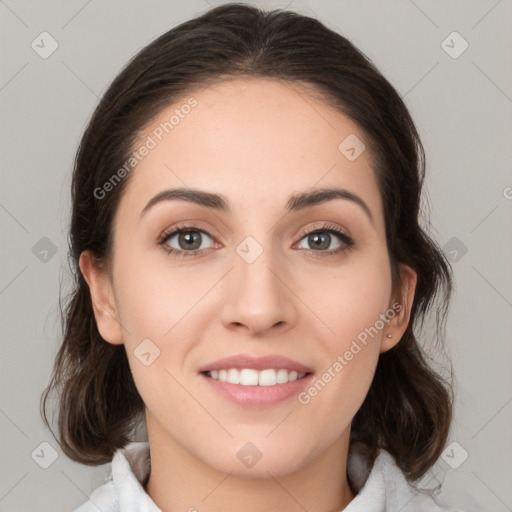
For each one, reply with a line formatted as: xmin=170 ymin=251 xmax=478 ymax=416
xmin=202 ymin=368 xmax=310 ymax=386
xmin=198 ymin=354 xmax=314 ymax=406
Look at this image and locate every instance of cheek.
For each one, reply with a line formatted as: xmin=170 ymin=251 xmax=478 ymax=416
xmin=112 ymin=248 xmax=209 ymax=340
xmin=110 ymin=250 xmax=213 ymax=399
xmin=288 ymin=253 xmax=391 ymax=411
xmin=305 ymin=253 xmax=392 ymax=400
xmin=313 ymin=255 xmax=393 ymax=348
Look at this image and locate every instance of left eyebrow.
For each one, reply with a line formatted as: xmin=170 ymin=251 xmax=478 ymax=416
xmin=140 ymin=186 xmax=374 ymax=225
xmin=285 ymin=187 xmax=374 ymax=225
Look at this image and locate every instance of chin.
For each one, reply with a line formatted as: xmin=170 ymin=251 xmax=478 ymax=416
xmin=193 ymin=436 xmax=316 ymax=479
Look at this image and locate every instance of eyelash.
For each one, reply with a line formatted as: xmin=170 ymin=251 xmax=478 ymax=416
xmin=157 ymin=222 xmax=354 ymax=259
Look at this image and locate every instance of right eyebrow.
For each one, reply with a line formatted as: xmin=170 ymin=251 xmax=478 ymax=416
xmin=140 ymin=188 xmax=229 ymax=217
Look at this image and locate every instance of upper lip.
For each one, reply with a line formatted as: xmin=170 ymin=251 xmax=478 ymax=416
xmin=198 ymin=354 xmax=314 ymax=373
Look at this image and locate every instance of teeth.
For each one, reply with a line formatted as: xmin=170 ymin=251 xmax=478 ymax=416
xmin=258 ymin=369 xmax=276 ymax=386
xmin=207 ymin=368 xmax=307 ymax=386
xmin=227 ymin=368 xmax=240 ymax=384
xmin=240 ymin=368 xmax=258 ymax=386
xmin=276 ymin=369 xmax=289 ymax=384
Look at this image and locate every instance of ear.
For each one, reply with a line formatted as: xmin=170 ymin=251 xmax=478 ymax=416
xmin=79 ymin=250 xmax=124 ymax=345
xmin=380 ymin=264 xmax=417 ymax=353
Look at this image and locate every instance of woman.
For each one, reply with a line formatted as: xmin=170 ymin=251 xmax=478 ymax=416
xmin=41 ymin=3 xmax=461 ymax=511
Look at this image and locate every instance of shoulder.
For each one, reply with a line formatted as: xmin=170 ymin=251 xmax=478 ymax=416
xmin=346 ymin=442 xmax=467 ymax=512
xmin=69 ymin=442 xmax=156 ymax=512
xmin=70 ymin=480 xmax=116 ymax=512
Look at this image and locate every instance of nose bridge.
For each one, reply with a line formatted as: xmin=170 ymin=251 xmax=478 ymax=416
xmin=220 ymin=232 xmax=296 ymax=334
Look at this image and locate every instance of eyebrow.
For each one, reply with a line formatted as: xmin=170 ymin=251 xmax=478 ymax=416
xmin=140 ymin=186 xmax=374 ymax=224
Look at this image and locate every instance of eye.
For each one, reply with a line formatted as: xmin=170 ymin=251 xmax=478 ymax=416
xmin=295 ymin=223 xmax=354 ymax=257
xmin=158 ymin=222 xmax=354 ymax=259
xmin=158 ymin=224 xmax=216 ymax=257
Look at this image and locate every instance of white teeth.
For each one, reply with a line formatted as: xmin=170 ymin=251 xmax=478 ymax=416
xmin=258 ymin=369 xmax=276 ymax=386
xmin=227 ymin=368 xmax=240 ymax=384
xmin=276 ymin=369 xmax=289 ymax=384
xmin=239 ymin=368 xmax=259 ymax=385
xmin=207 ymin=368 xmax=307 ymax=386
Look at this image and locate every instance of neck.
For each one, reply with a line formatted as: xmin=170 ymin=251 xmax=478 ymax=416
xmin=144 ymin=415 xmax=355 ymax=512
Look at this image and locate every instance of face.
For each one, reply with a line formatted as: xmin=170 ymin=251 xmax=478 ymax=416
xmin=82 ymin=78 xmax=416 ymax=478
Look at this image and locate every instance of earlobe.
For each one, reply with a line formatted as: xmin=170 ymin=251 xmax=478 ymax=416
xmin=78 ymin=250 xmax=124 ymax=345
xmin=380 ymin=264 xmax=417 ymax=353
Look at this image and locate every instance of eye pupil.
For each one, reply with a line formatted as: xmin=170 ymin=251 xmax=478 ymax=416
xmin=309 ymin=232 xmax=330 ymax=250
xmin=179 ymin=231 xmax=201 ymax=250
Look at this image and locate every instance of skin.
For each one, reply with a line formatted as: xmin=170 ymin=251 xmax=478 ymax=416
xmin=80 ymin=78 xmax=417 ymax=512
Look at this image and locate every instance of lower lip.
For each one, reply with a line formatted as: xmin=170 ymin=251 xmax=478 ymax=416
xmin=199 ymin=373 xmax=314 ymax=407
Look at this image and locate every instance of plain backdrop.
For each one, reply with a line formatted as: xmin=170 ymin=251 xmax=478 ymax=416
xmin=0 ymin=1 xmax=511 ymax=511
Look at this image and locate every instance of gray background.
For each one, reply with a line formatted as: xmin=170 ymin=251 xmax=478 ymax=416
xmin=1 ymin=1 xmax=511 ymax=511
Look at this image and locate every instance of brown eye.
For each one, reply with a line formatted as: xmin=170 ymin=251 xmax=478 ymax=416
xmin=302 ymin=231 xmax=335 ymax=251
xmin=297 ymin=228 xmax=353 ymax=254
xmin=159 ymin=227 xmax=215 ymax=256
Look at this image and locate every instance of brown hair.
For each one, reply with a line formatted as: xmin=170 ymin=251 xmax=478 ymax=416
xmin=41 ymin=2 xmax=453 ymax=480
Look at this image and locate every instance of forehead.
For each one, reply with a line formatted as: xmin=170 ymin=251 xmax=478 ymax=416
xmin=120 ymin=78 xmax=384 ymax=228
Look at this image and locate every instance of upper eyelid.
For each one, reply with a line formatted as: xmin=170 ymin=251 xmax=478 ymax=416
xmin=301 ymin=223 xmax=350 ymax=237
xmin=159 ymin=224 xmax=214 ymax=243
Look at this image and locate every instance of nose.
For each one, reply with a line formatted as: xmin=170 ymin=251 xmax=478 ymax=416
xmin=220 ymin=241 xmax=298 ymax=337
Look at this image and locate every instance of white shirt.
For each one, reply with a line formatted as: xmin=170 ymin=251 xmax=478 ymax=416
xmin=72 ymin=441 xmax=463 ymax=512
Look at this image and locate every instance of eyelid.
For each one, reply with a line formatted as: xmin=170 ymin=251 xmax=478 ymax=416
xmin=157 ymin=222 xmax=219 ymax=247
xmin=293 ymin=222 xmax=354 ymax=252
xmin=158 ymin=219 xmax=219 ymax=240
xmin=297 ymin=221 xmax=351 ymax=240
xmin=158 ymin=220 xmax=354 ymax=257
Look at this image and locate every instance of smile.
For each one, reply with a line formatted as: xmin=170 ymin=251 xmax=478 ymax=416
xmin=204 ymin=368 xmax=308 ymax=386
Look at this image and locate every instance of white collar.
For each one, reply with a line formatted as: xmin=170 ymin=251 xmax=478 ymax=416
xmin=84 ymin=441 xmax=454 ymax=512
